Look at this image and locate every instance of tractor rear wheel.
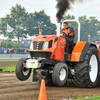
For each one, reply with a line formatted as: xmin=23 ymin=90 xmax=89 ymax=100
xmin=15 ymin=58 xmax=31 ymax=81
xmin=75 ymin=46 xmax=99 ymax=88
xmin=52 ymin=62 xmax=68 ymax=86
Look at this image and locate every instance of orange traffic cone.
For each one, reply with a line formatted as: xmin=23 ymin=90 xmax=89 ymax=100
xmin=38 ymin=79 xmax=47 ymax=100
xmin=39 ymin=29 xmax=42 ymax=35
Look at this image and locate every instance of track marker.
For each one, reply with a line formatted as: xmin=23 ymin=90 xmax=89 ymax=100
xmin=38 ymin=79 xmax=47 ymax=100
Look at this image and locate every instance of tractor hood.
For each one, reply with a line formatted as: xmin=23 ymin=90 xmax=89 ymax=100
xmin=30 ymin=35 xmax=66 ymax=61
xmin=32 ymin=35 xmax=58 ymax=41
xmin=30 ymin=35 xmax=61 ymax=52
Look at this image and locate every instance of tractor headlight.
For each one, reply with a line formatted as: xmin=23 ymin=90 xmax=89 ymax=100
xmin=43 ymin=41 xmax=48 ymax=50
xmin=30 ymin=42 xmax=33 ymax=50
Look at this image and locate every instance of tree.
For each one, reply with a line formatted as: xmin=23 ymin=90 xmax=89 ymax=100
xmin=0 ymin=4 xmax=28 ymax=44
xmin=0 ymin=18 xmax=7 ymax=36
xmin=25 ymin=10 xmax=57 ymax=36
xmin=2 ymin=42 xmax=25 ymax=48
xmin=78 ymin=16 xmax=100 ymax=42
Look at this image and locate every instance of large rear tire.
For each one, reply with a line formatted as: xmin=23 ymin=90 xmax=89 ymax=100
xmin=52 ymin=62 xmax=68 ymax=86
xmin=75 ymin=46 xmax=99 ymax=88
xmin=15 ymin=58 xmax=31 ymax=81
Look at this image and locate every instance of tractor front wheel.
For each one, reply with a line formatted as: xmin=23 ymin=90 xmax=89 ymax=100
xmin=15 ymin=58 xmax=31 ymax=81
xmin=52 ymin=62 xmax=68 ymax=86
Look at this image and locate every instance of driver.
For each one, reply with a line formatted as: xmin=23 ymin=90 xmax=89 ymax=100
xmin=60 ymin=22 xmax=74 ymax=43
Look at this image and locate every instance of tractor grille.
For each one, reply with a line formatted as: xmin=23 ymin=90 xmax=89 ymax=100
xmin=33 ymin=41 xmax=44 ymax=50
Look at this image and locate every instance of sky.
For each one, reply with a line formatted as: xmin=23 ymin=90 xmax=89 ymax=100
xmin=0 ymin=0 xmax=100 ymax=39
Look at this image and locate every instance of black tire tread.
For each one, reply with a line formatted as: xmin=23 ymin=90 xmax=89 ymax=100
xmin=75 ymin=46 xmax=99 ymax=88
xmin=15 ymin=58 xmax=31 ymax=81
xmin=52 ymin=62 xmax=68 ymax=86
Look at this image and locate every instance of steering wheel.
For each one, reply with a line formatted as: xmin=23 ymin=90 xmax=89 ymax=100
xmin=63 ymin=32 xmax=68 ymax=37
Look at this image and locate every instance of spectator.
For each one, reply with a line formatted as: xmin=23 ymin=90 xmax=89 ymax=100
xmin=13 ymin=48 xmax=15 ymax=53
xmin=1 ymin=47 xmax=30 ymax=54
xmin=9 ymin=49 xmax=12 ymax=54
xmin=18 ymin=47 xmax=22 ymax=54
xmin=26 ymin=48 xmax=30 ymax=53
xmin=3 ymin=48 xmax=7 ymax=54
xmin=15 ymin=48 xmax=18 ymax=54
xmin=7 ymin=48 xmax=11 ymax=54
xmin=0 ymin=47 xmax=2 ymax=54
xmin=11 ymin=48 xmax=14 ymax=54
xmin=1 ymin=47 xmax=4 ymax=54
xmin=7 ymin=48 xmax=10 ymax=54
xmin=22 ymin=47 xmax=25 ymax=54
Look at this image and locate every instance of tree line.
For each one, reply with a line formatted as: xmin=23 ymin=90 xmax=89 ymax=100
xmin=0 ymin=3 xmax=100 ymax=43
xmin=0 ymin=4 xmax=56 ymax=44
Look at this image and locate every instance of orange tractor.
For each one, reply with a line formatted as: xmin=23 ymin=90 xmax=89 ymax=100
xmin=15 ymin=20 xmax=99 ymax=88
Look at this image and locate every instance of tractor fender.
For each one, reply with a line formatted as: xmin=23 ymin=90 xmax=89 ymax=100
xmin=71 ymin=42 xmax=97 ymax=62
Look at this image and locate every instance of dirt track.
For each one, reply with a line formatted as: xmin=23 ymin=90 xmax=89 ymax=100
xmin=0 ymin=61 xmax=17 ymax=67
xmin=0 ymin=73 xmax=100 ymax=100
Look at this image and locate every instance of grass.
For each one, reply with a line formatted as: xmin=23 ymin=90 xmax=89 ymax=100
xmin=0 ymin=66 xmax=33 ymax=72
xmin=76 ymin=96 xmax=100 ymax=100
xmin=0 ymin=67 xmax=15 ymax=72
xmin=0 ymin=59 xmax=18 ymax=61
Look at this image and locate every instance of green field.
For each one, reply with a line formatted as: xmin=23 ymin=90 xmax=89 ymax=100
xmin=0 ymin=66 xmax=33 ymax=72
xmin=0 ymin=67 xmax=15 ymax=72
xmin=0 ymin=59 xmax=18 ymax=61
xmin=76 ymin=96 xmax=100 ymax=100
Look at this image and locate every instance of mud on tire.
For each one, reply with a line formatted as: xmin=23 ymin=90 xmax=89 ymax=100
xmin=75 ymin=46 xmax=99 ymax=88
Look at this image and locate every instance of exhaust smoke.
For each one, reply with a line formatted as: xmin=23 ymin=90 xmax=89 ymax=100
xmin=56 ymin=0 xmax=85 ymax=22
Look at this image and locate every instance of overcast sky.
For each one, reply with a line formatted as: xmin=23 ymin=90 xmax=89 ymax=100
xmin=0 ymin=0 xmax=100 ymax=39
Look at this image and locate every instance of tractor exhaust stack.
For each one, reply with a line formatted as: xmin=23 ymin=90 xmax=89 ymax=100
xmin=57 ymin=23 xmax=60 ymax=36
